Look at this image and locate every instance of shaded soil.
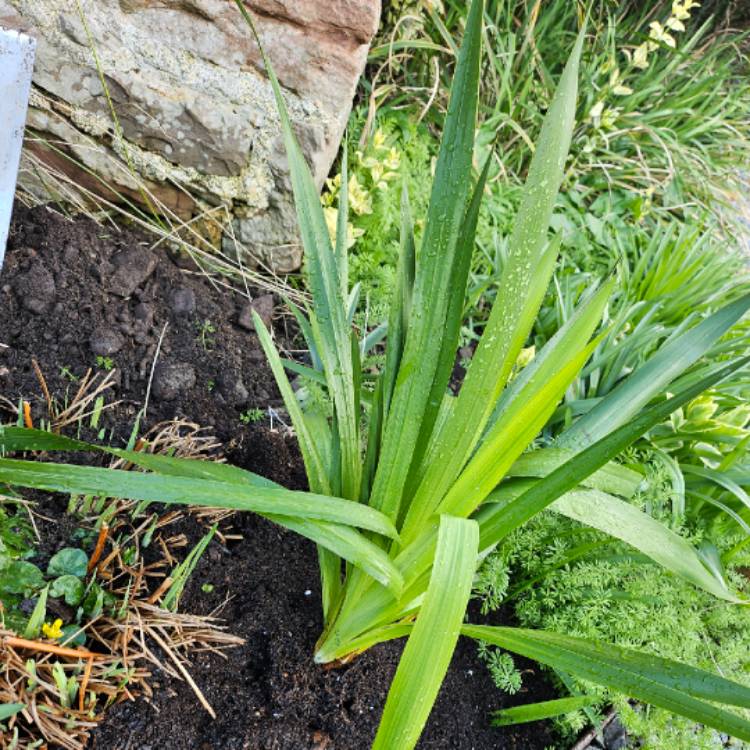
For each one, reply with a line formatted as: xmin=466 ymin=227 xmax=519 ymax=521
xmin=0 ymin=205 xmax=557 ymax=749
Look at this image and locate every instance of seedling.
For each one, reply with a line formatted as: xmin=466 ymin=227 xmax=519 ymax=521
xmin=196 ymin=319 xmax=216 ymax=350
xmin=59 ymin=366 xmax=78 ymax=383
xmin=239 ymin=407 xmax=264 ymax=425
xmin=95 ymin=356 xmax=114 ymax=371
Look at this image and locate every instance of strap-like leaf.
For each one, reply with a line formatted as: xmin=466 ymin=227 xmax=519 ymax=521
xmin=463 ymin=626 xmax=750 ymax=741
xmin=560 ymin=293 xmax=750 ymax=449
xmin=491 ymin=695 xmax=597 ymax=726
xmin=409 ymin=26 xmax=586 ymax=532
xmin=367 ymin=0 xmax=484 ymax=523
xmin=372 ymin=516 xmax=478 ymax=750
xmin=0 ymin=458 xmax=398 ymax=539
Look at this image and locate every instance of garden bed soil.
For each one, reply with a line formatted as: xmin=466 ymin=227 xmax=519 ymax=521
xmin=0 ymin=205 xmax=558 ymax=749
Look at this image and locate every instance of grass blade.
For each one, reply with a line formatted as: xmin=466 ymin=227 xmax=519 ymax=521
xmin=491 ymin=695 xmax=597 ymax=727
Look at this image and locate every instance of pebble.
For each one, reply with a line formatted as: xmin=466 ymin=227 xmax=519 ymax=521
xmin=89 ymin=327 xmax=125 ymax=356
xmin=238 ymin=294 xmax=275 ymax=331
xmin=13 ymin=260 xmax=56 ymax=315
xmin=151 ymin=362 xmax=196 ymax=401
xmin=108 ymin=247 xmax=158 ymax=298
xmin=170 ymin=287 xmax=196 ymax=316
xmin=217 ymin=371 xmax=249 ymax=406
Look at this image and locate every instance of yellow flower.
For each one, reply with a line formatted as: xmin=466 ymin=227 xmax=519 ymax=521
xmin=613 ymin=84 xmax=633 ymax=96
xmin=323 ymin=206 xmax=361 ymax=250
xmin=42 ymin=619 xmax=64 ymax=639
xmin=373 ymin=128 xmax=387 ymax=150
xmin=649 ymin=21 xmax=676 ymax=48
xmin=666 ymin=16 xmax=686 ymax=31
xmin=348 ymin=174 xmax=373 ymax=216
xmin=633 ymin=42 xmax=651 ymax=69
xmin=672 ymin=0 xmax=700 ymax=20
xmin=384 ymin=146 xmax=401 ymax=172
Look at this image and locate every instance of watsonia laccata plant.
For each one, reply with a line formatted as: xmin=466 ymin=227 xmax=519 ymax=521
xmin=2 ymin=0 xmax=750 ymax=745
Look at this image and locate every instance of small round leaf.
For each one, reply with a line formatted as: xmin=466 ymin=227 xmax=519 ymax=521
xmin=47 ymin=548 xmax=88 ymax=578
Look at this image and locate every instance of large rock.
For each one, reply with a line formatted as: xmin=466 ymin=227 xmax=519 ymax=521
xmin=0 ymin=0 xmax=380 ymax=271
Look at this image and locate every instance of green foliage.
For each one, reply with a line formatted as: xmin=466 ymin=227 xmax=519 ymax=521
xmin=476 ymin=508 xmax=750 ymax=747
xmin=95 ymin=355 xmax=114 ymax=371
xmin=2 ymin=3 xmax=750 ymax=748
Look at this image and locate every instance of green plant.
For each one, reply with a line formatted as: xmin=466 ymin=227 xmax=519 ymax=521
xmin=195 ymin=319 xmax=216 ymax=350
xmin=376 ymin=0 xmax=750 ymax=211
xmin=239 ymin=407 xmax=265 ymax=425
xmin=477 ymin=505 xmax=750 ymax=747
xmin=95 ymin=355 xmax=114 ymax=371
xmin=2 ymin=2 xmax=750 ymax=746
xmin=59 ymin=366 xmax=79 ymax=383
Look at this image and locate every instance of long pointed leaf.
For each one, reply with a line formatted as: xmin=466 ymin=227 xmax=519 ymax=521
xmin=463 ymin=626 xmax=750 ymax=741
xmin=372 ymin=515 xmax=478 ymax=750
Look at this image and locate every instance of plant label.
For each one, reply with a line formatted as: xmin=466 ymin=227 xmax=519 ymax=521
xmin=0 ymin=27 xmax=35 ymax=269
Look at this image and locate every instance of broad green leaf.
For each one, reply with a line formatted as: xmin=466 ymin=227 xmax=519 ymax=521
xmin=436 ymin=336 xmax=601 ymax=524
xmin=553 ymin=489 xmax=738 ymax=601
xmin=372 ymin=516 xmax=478 ymax=750
xmin=0 ymin=560 xmax=44 ymax=595
xmin=0 ymin=428 xmax=406 ymax=594
xmin=272 ymin=516 xmax=402 ymax=597
xmin=560 ymin=293 xmax=750 ymax=449
xmin=50 ymin=575 xmax=85 ymax=606
xmin=491 ymin=695 xmax=597 ymax=726
xmin=463 ymin=626 xmax=750 ymax=741
xmin=47 ymin=548 xmax=88 ymax=578
xmin=0 ymin=458 xmax=398 ymax=539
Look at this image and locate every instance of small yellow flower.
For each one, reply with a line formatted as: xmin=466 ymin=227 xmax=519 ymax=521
xmin=384 ymin=146 xmax=401 ymax=172
xmin=633 ymin=42 xmax=651 ymax=69
xmin=649 ymin=21 xmax=676 ymax=48
xmin=42 ymin=619 xmax=64 ymax=639
xmin=666 ymin=16 xmax=686 ymax=31
xmin=348 ymin=174 xmax=373 ymax=216
xmin=613 ymin=84 xmax=633 ymax=96
xmin=373 ymin=128 xmax=387 ymax=150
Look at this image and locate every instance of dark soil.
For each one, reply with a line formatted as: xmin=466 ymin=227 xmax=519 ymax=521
xmin=1 ymin=205 xmax=557 ymax=749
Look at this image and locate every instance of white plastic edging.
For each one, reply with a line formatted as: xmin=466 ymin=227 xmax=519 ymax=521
xmin=0 ymin=27 xmax=36 ymax=269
